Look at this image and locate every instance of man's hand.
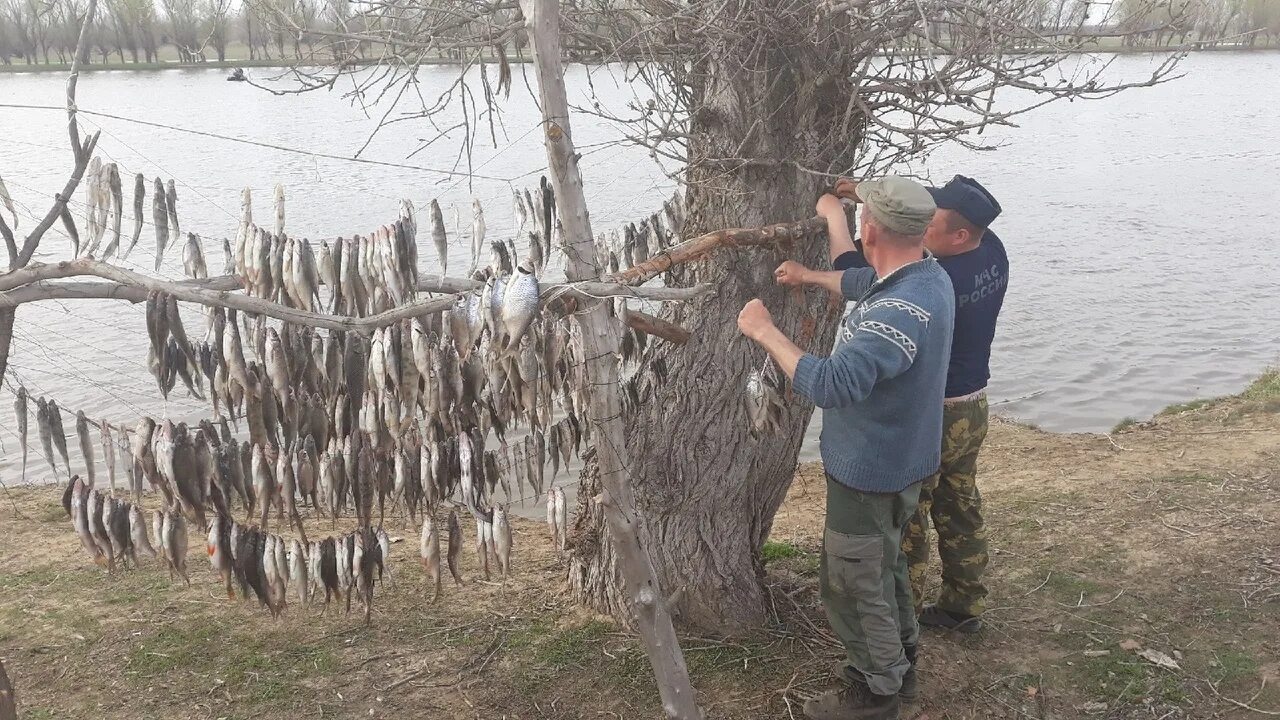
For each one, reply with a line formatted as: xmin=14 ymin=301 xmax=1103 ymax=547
xmin=815 ymin=193 xmax=846 ymax=219
xmin=737 ymin=299 xmax=775 ymax=342
xmin=774 ymin=260 xmax=811 ymax=287
xmin=833 ymin=178 xmax=859 ymax=201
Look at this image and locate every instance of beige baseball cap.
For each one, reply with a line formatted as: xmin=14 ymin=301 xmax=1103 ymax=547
xmin=854 ymin=176 xmax=937 ymax=236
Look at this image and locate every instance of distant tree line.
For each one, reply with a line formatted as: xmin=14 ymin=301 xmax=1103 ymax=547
xmin=0 ymin=0 xmax=381 ymax=65
xmin=0 ymin=0 xmax=1276 ymax=66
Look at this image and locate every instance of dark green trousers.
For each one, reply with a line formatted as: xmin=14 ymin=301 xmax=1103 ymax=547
xmin=822 ymin=475 xmax=921 ymax=696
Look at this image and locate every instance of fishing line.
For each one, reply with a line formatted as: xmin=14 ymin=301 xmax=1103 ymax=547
xmin=0 ymin=103 xmax=520 ymax=182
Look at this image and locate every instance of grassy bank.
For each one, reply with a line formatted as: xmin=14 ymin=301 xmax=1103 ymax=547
xmin=1 ymin=379 xmax=1278 ymax=718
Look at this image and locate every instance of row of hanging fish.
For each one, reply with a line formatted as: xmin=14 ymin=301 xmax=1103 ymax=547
xmin=75 ymin=158 xmax=179 ymax=268
xmin=11 ymin=387 xmax=138 ymax=495
xmin=229 ymin=187 xmax=418 ymax=317
xmin=207 ymin=514 xmax=390 ymax=623
xmin=593 ymin=193 xmax=685 ymax=276
xmin=63 ymin=474 xmax=177 ymax=578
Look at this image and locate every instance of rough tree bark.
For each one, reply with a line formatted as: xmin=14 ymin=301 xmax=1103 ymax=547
xmin=569 ymin=2 xmax=862 ymax=634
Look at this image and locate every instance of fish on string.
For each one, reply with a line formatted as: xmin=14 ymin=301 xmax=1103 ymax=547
xmin=14 ymin=387 xmax=28 ymax=482
xmin=152 ymin=177 xmax=169 ymax=271
xmin=121 ymin=173 xmax=146 ymax=260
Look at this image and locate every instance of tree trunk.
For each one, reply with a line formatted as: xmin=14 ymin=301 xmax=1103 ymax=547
xmin=568 ymin=1 xmax=862 ymax=635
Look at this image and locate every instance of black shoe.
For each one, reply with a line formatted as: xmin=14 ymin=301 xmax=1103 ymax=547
xmin=899 ymin=644 xmax=919 ymax=702
xmin=918 ymin=604 xmax=983 ymax=633
xmin=803 ymin=678 xmax=900 ymax=720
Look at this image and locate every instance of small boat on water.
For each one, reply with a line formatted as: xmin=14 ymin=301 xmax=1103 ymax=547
xmin=227 ymin=68 xmax=246 ymax=82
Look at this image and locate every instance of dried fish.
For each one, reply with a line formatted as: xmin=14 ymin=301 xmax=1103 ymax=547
xmin=75 ymin=410 xmax=96 ymax=488
xmin=14 ymin=387 xmax=28 ymax=482
xmin=122 ymin=173 xmax=145 ymax=259
xmin=48 ymin=399 xmax=70 ymax=472
xmin=153 ymin=177 xmax=170 ymax=271
xmin=501 ymin=260 xmax=540 ymax=353
xmin=100 ymin=419 xmax=117 ymax=495
xmin=166 ymin=179 xmax=180 ymax=237
xmin=446 ymin=509 xmax=463 ymax=585
xmin=183 ymin=232 xmax=207 ymax=279
xmin=420 ymin=514 xmax=441 ymax=601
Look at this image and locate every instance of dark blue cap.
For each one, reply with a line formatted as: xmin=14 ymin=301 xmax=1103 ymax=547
xmin=928 ymin=175 xmax=1001 ymax=229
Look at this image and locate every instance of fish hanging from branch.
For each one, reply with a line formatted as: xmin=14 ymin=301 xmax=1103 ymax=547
xmin=101 ymin=163 xmax=124 ymax=259
xmin=76 ymin=410 xmax=96 ymax=488
xmin=122 ymin=173 xmax=145 ymax=260
xmin=0 ymin=172 xmax=17 ymax=228
xmin=429 ymin=199 xmax=448 ymax=276
xmin=166 ymin=179 xmax=180 ymax=238
xmin=274 ymin=183 xmax=285 ymax=236
xmin=152 ymin=177 xmax=169 ymax=271
xmin=183 ymin=233 xmax=207 ymax=279
xmin=85 ymin=156 xmax=101 ymax=249
xmin=470 ymin=199 xmax=486 ymax=273
xmin=14 ymin=387 xmax=28 ymax=482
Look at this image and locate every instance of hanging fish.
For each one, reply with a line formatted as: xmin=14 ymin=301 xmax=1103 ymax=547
xmin=470 ymin=199 xmax=486 ymax=272
xmin=47 ymin=399 xmax=71 ymax=473
xmin=85 ymin=157 xmax=101 ymax=248
xmin=429 ymin=199 xmax=448 ymax=276
xmin=130 ymin=505 xmax=156 ymax=559
xmin=289 ymin=538 xmax=309 ymax=606
xmin=420 ymin=514 xmax=441 ymax=601
xmin=545 ymin=488 xmax=560 ymax=549
xmin=14 ymin=387 xmax=28 ymax=482
xmin=76 ymin=410 xmax=96 ymax=489
xmin=274 ymin=183 xmax=285 ymax=236
xmin=500 ymin=260 xmax=540 ymax=353
xmin=152 ymin=177 xmax=169 ymax=271
xmin=101 ymin=164 xmax=124 ymax=259
xmin=445 ymin=509 xmax=463 ymax=585
xmin=494 ymin=505 xmax=511 ymax=580
xmin=0 ymin=172 xmax=17 ymax=228
xmin=183 ymin=233 xmax=207 ymax=279
xmin=122 ymin=173 xmax=145 ymax=259
xmin=746 ymin=359 xmax=786 ymax=437
xmin=165 ymin=179 xmax=180 ymax=237
xmin=88 ymin=489 xmax=115 ymax=572
xmin=554 ymin=486 xmax=568 ymax=552
xmin=69 ymin=477 xmax=101 ymax=564
xmin=208 ymin=514 xmax=234 ymax=598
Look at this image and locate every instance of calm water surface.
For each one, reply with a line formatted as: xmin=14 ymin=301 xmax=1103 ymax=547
xmin=0 ymin=52 xmax=1277 ymax=481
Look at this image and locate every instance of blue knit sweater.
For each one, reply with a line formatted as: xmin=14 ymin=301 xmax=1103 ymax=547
xmin=792 ymin=258 xmax=955 ymax=493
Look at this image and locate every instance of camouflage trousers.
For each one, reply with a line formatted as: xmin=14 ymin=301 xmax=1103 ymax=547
xmin=903 ymin=395 xmax=991 ymax=617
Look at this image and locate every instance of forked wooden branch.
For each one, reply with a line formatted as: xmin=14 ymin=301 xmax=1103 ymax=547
xmin=605 ymin=216 xmax=826 ymax=286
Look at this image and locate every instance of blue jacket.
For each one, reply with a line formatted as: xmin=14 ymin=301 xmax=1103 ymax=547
xmin=792 ymin=258 xmax=955 ymax=493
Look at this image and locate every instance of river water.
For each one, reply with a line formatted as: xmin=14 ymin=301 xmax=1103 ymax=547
xmin=0 ymin=52 xmax=1277 ymax=482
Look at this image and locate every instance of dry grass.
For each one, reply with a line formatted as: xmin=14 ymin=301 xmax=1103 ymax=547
xmin=2 ymin=392 xmax=1279 ymax=719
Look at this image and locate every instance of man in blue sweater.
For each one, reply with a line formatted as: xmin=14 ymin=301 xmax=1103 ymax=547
xmin=829 ymin=175 xmax=1008 ymax=634
xmin=738 ymin=176 xmax=954 ymax=720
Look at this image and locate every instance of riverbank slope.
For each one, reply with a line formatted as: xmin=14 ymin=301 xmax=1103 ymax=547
xmin=1 ymin=373 xmax=1277 ymax=718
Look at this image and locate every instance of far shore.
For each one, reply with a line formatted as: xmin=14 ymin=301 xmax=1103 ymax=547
xmin=2 ymin=42 xmax=1277 ymax=75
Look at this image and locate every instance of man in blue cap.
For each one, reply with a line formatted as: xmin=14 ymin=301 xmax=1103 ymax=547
xmin=830 ymin=174 xmax=1007 ymax=635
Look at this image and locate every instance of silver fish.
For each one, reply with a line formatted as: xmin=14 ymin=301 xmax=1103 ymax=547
xmin=500 ymin=260 xmax=540 ymax=353
xmin=101 ymin=164 xmax=124 ymax=259
xmin=122 ymin=173 xmax=145 ymax=259
xmin=420 ymin=514 xmax=441 ymax=601
xmin=183 ymin=233 xmax=207 ymax=279
xmin=166 ymin=179 xmax=180 ymax=237
xmin=470 ymin=199 xmax=486 ymax=272
xmin=167 ymin=511 xmax=190 ymax=584
xmin=99 ymin=419 xmax=117 ymax=495
xmin=14 ymin=386 xmax=28 ymax=482
xmin=0 ymin=172 xmax=16 ymax=228
xmin=289 ymin=538 xmax=309 ymax=606
xmin=553 ymin=486 xmax=567 ymax=552
xmin=745 ymin=360 xmax=785 ymax=437
xmin=76 ymin=410 xmax=96 ymax=488
xmin=208 ymin=515 xmax=234 ymax=598
xmin=153 ymin=509 xmax=168 ymax=570
xmin=274 ymin=183 xmax=285 ymax=236
xmin=48 ymin=399 xmax=70 ymax=473
xmin=152 ymin=177 xmax=169 ymax=271
xmin=70 ymin=477 xmax=102 ymax=564
xmin=85 ymin=157 xmax=101 ymax=248
xmin=493 ymin=505 xmax=511 ymax=579
xmin=429 ymin=199 xmax=448 ymax=276
xmin=130 ymin=505 xmax=156 ymax=559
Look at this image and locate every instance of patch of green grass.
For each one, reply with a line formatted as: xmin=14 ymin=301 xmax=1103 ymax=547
xmin=761 ymin=540 xmax=802 ymax=563
xmin=41 ymin=504 xmax=69 ymax=523
xmin=1242 ymin=369 xmax=1280 ymax=400
xmin=1159 ymin=398 xmax=1214 ymax=416
xmin=1210 ymin=650 xmax=1258 ymax=685
xmin=1112 ymin=417 xmax=1140 ymax=433
xmin=762 ymin=540 xmax=820 ymax=575
xmin=0 ymin=566 xmax=62 ymax=590
xmin=1075 ymin=654 xmax=1186 ymax=706
xmin=24 ymin=709 xmax=55 ymax=720
xmin=531 ymin=620 xmax=613 ymax=669
xmin=126 ymin=622 xmax=336 ymax=704
xmin=1157 ymin=472 xmax=1216 ymax=485
xmin=505 ymin=619 xmax=552 ymax=649
xmin=1045 ymin=572 xmax=1102 ymax=601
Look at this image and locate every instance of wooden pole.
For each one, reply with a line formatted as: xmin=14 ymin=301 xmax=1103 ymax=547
xmin=518 ymin=0 xmax=702 ymax=717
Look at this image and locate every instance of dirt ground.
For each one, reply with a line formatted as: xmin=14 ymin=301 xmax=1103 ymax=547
xmin=2 ymin=376 xmax=1278 ymax=719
